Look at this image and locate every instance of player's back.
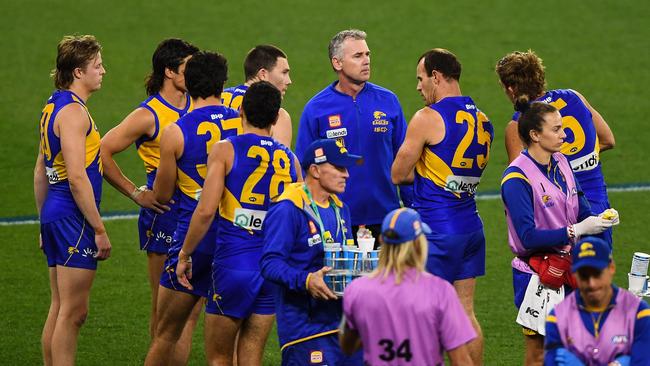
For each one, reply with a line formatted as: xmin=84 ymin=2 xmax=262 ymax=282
xmin=39 ymin=90 xmax=102 ymax=223
xmin=136 ymin=93 xmax=192 ymax=186
xmin=175 ymin=105 xmax=241 ymax=252
xmin=540 ymin=89 xmax=606 ymax=203
xmin=414 ymin=96 xmax=493 ymax=234
xmin=221 ymin=84 xmax=248 ymax=112
xmin=215 ymin=133 xmax=298 ymax=268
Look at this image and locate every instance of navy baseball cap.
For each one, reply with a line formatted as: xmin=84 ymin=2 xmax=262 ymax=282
xmin=571 ymin=236 xmax=613 ymax=272
xmin=380 ymin=208 xmax=432 ymax=245
xmin=300 ymin=139 xmax=362 ymax=170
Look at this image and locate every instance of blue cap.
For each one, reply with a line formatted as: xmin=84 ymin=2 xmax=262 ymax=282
xmin=300 ymin=139 xmax=362 ymax=170
xmin=571 ymin=236 xmax=612 ymax=272
xmin=380 ymin=208 xmax=432 ymax=245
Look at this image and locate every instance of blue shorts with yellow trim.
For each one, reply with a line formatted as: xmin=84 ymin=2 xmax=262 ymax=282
xmin=281 ymin=333 xmax=363 ymax=366
xmin=137 ymin=207 xmax=176 ymax=254
xmin=41 ymin=213 xmax=98 ymax=270
xmin=205 ymin=266 xmax=275 ymax=318
xmin=160 ymin=247 xmax=213 ymax=298
xmin=425 ymin=228 xmax=486 ymax=282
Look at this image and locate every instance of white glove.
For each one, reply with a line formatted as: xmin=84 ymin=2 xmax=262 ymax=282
xmin=598 ymin=208 xmax=620 ymax=226
xmin=573 ymin=216 xmax=613 ymax=237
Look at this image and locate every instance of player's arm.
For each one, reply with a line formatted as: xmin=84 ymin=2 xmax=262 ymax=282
xmin=176 ymin=140 xmax=232 ymax=290
xmin=338 ymin=315 xmax=362 ymax=356
xmin=447 ymin=345 xmax=473 ymax=366
xmin=100 ymin=108 xmax=168 ymax=213
xmin=153 ymin=124 xmax=183 ymax=203
xmin=293 ymin=155 xmax=303 ymax=182
xmin=271 ymin=108 xmax=292 ymax=147
xmin=572 ymin=90 xmax=615 ymax=152
xmin=391 ymin=108 xmax=443 ymax=184
xmin=34 ymin=151 xmax=48 ymax=217
xmin=58 ymin=104 xmax=110 ymax=260
xmin=505 ymin=120 xmax=523 ymax=163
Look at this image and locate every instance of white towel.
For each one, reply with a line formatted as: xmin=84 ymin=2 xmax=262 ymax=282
xmin=516 ymin=274 xmax=565 ymax=336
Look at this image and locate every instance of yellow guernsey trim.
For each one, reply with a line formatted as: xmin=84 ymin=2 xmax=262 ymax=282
xmin=276 ymin=182 xmax=343 ymax=209
xmin=219 ymin=188 xmax=242 ymax=222
xmin=501 ymin=172 xmax=530 ymax=185
xmin=637 ymin=309 xmax=650 ymax=319
xmin=280 ymin=329 xmax=339 ymax=351
xmin=546 ymin=315 xmax=557 ymax=323
xmin=415 ymin=149 xmax=459 ymax=198
xmin=176 ymin=168 xmax=203 ymax=201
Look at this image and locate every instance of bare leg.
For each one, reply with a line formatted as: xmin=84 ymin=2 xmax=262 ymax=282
xmin=41 ymin=267 xmax=59 ymax=366
xmin=147 ymin=252 xmax=167 ymax=338
xmin=204 ymin=314 xmax=243 ymax=366
xmin=524 ymin=333 xmax=544 ymax=366
xmin=169 ymin=298 xmax=204 ymax=366
xmin=51 ymin=266 xmax=96 ymax=366
xmin=144 ymin=286 xmax=199 ymax=366
xmin=454 ymin=278 xmax=483 ymax=365
xmin=237 ymin=314 xmax=275 ymax=366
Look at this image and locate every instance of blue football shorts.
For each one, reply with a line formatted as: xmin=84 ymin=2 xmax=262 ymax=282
xmin=41 ymin=213 xmax=98 ymax=270
xmin=160 ymin=248 xmax=213 ymax=298
xmin=137 ymin=207 xmax=176 ymax=254
xmin=205 ymin=265 xmax=275 ymax=318
xmin=425 ymin=228 xmax=486 ymax=283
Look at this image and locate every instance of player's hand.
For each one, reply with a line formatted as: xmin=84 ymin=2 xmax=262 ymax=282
xmin=598 ymin=208 xmax=620 ymax=226
xmin=176 ymin=250 xmax=193 ymax=290
xmin=133 ymin=189 xmax=170 ymax=214
xmin=573 ymin=216 xmax=613 ymax=237
xmin=555 ymin=348 xmax=585 ymax=366
xmin=307 ymin=266 xmax=337 ymax=301
xmin=94 ymin=231 xmax=111 ymax=260
xmin=609 ymin=355 xmax=630 ymax=366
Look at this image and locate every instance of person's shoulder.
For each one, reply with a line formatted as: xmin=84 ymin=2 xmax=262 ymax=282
xmin=305 ymin=83 xmax=338 ymax=106
xmin=366 ymin=82 xmax=396 ymax=96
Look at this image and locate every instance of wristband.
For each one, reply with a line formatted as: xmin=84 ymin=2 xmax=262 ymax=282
xmin=130 ymin=185 xmax=147 ymax=200
xmin=179 ymin=249 xmax=192 ymax=263
xmin=305 ymin=272 xmax=313 ymax=290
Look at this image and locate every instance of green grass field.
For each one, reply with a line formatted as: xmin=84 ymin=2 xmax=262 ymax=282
xmin=1 ymin=0 xmax=649 ymax=364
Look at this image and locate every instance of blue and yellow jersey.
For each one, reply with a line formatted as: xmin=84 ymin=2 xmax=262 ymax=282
xmin=512 ymin=89 xmax=607 ymax=204
xmin=175 ymin=105 xmax=241 ymax=252
xmin=221 ymin=84 xmax=248 ymax=112
xmin=215 ymin=134 xmax=299 ymax=269
xmin=135 ymin=93 xmax=192 ymax=188
xmin=39 ymin=90 xmax=103 ymax=223
xmin=413 ymin=96 xmax=493 ymax=234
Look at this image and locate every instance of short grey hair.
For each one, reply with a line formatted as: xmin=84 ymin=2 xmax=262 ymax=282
xmin=328 ymin=29 xmax=367 ymax=60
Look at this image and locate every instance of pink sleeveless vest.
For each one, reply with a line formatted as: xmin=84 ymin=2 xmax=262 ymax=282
xmin=504 ymin=153 xmax=579 ymax=272
xmin=555 ymin=289 xmax=640 ymax=365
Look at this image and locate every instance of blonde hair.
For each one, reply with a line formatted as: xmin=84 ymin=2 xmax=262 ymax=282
xmin=370 ymin=235 xmax=428 ymax=284
xmin=51 ymin=35 xmax=102 ymax=89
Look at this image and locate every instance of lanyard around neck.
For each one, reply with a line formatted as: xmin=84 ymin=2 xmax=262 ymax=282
xmin=303 ymin=185 xmax=346 ymax=244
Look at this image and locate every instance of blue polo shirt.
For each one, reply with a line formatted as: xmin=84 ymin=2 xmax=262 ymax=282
xmin=295 ymin=81 xmax=412 ymax=226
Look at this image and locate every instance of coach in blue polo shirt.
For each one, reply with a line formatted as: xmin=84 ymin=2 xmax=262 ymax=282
xmin=295 ymin=29 xmax=412 ymax=243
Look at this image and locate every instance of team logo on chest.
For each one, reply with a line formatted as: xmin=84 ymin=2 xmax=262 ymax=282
xmin=541 ymin=194 xmax=554 ymax=208
xmin=372 ymin=110 xmax=389 ymax=133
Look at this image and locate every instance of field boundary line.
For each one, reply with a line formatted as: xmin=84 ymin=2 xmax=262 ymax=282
xmin=3 ymin=183 xmax=650 ymax=226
